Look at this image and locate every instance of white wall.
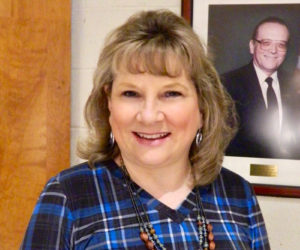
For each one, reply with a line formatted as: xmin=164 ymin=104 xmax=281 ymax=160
xmin=71 ymin=1 xmax=300 ymax=249
xmin=257 ymin=196 xmax=300 ymax=249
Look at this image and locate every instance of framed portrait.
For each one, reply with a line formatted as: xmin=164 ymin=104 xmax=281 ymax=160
xmin=182 ymin=0 xmax=300 ymax=197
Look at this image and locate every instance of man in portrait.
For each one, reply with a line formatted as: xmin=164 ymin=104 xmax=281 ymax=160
xmin=222 ymin=17 xmax=297 ymax=159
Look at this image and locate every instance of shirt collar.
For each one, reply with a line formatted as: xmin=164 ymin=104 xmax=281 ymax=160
xmin=253 ymin=62 xmax=278 ymax=85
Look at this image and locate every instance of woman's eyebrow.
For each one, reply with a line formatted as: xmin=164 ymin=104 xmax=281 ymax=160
xmin=162 ymin=82 xmax=189 ymax=91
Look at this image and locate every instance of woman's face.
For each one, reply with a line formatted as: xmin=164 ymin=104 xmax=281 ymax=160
xmin=108 ymin=69 xmax=202 ymax=169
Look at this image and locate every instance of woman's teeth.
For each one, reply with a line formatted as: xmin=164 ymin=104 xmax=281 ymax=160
xmin=136 ymin=132 xmax=169 ymax=139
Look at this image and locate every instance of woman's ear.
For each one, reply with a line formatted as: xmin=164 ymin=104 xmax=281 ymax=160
xmin=104 ymin=84 xmax=112 ymax=111
xmin=199 ymin=111 xmax=203 ymax=130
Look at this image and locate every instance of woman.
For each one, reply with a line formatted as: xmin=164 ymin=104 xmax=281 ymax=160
xmin=22 ymin=10 xmax=270 ymax=249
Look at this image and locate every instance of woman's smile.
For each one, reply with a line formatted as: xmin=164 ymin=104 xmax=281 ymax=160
xmin=133 ymin=131 xmax=171 ymax=146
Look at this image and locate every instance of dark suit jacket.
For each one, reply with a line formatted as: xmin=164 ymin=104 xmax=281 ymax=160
xmin=222 ymin=62 xmax=297 ymax=159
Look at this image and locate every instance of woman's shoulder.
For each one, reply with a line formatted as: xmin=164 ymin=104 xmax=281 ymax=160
xmin=41 ymin=160 xmax=122 ymax=205
xmin=219 ymin=167 xmax=250 ymax=185
xmin=213 ymin=167 xmax=254 ymax=199
xmin=50 ymin=159 xmax=119 ymax=186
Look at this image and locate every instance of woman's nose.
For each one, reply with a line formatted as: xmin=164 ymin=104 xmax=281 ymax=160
xmin=136 ymin=99 xmax=164 ymax=124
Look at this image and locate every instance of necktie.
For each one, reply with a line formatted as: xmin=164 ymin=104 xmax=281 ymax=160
xmin=265 ymin=77 xmax=279 ymax=130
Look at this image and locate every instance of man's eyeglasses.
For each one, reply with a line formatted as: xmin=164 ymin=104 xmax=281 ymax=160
xmin=254 ymin=39 xmax=288 ymax=52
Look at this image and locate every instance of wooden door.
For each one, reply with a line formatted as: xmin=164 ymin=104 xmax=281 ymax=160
xmin=0 ymin=1 xmax=70 ymax=249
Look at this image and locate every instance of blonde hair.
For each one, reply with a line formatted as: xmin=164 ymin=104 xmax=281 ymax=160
xmin=77 ymin=10 xmax=237 ymax=186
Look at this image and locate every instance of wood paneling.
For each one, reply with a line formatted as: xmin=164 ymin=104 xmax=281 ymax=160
xmin=0 ymin=1 xmax=70 ymax=249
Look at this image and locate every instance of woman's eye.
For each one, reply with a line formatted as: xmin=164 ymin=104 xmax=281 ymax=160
xmin=122 ymin=91 xmax=139 ymax=97
xmin=164 ymin=91 xmax=182 ymax=97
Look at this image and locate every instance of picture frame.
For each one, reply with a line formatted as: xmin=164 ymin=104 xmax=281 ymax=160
xmin=182 ymin=0 xmax=300 ymax=197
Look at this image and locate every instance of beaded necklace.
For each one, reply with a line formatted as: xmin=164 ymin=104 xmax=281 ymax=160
xmin=121 ymin=162 xmax=215 ymax=250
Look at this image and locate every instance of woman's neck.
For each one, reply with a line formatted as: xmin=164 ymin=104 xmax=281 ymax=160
xmin=116 ymin=156 xmax=194 ymax=209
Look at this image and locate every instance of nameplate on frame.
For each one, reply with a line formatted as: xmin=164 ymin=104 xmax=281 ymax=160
xmin=250 ymin=164 xmax=278 ymax=177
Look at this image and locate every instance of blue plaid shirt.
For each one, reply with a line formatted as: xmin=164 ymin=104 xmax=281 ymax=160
xmin=21 ymin=160 xmax=270 ymax=249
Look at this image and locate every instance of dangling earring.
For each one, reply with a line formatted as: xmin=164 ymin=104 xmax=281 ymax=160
xmin=195 ymin=129 xmax=203 ymax=147
xmin=109 ymin=131 xmax=115 ymax=148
